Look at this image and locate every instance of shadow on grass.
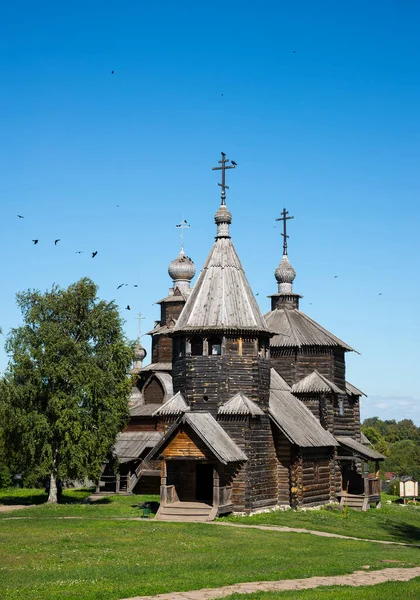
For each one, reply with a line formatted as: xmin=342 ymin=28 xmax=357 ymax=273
xmin=0 ymin=492 xmax=47 ymax=506
xmin=381 ymin=521 xmax=420 ymax=544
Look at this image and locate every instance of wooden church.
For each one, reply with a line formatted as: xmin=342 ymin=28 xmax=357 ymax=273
xmin=111 ymin=153 xmax=385 ymax=519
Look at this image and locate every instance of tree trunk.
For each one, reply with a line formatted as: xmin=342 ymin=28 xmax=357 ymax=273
xmin=47 ymin=471 xmax=58 ymax=503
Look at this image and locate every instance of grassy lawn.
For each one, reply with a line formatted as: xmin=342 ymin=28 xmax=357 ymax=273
xmin=224 ymin=577 xmax=420 ymax=599
xmin=220 ymin=495 xmax=420 ymax=545
xmin=1 ymin=489 xmax=420 ymax=599
xmin=0 ymin=487 xmax=159 ymax=518
xmin=1 ymin=510 xmax=420 ymax=599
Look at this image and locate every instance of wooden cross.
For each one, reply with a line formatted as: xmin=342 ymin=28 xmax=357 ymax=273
xmin=275 ymin=208 xmax=294 ymax=255
xmin=175 ymin=219 xmax=190 ymax=253
xmin=212 ymin=152 xmax=236 ymax=205
xmin=135 ymin=312 xmax=145 ymax=342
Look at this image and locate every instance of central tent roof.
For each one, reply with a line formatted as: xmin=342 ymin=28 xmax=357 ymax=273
xmin=173 ymin=208 xmax=271 ymax=335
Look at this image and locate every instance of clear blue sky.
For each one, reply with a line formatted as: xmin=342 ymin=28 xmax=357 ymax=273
xmin=1 ymin=1 xmax=419 ymax=423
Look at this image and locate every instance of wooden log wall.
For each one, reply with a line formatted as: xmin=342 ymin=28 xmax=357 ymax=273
xmin=125 ymin=417 xmax=158 ymax=432
xmin=300 ymin=448 xmax=334 ymax=507
xmin=152 ymin=334 xmax=173 ymax=363
xmin=270 ymin=347 xmax=346 ymax=391
xmin=218 ymin=414 xmax=278 ymax=513
xmin=172 ymin=355 xmax=271 ymax=414
xmin=271 ymin=423 xmax=292 ymax=506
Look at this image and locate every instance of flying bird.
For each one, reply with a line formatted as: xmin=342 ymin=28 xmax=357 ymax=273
xmin=334 ymin=275 xmax=338 ymax=278
xmin=134 ymin=284 xmax=138 ymax=287
xmin=92 ymin=251 xmax=98 ymax=258
xmin=293 ymin=50 xmax=296 ymax=53
xmin=111 ymin=70 xmax=114 ymax=74
xmin=32 ymin=239 xmax=39 ymax=245
xmin=231 ymin=160 xmax=237 ymax=166
xmin=126 ymin=305 xmax=131 ymax=310
xmin=117 ymin=284 xmax=125 ymax=289
xmin=75 ymin=251 xmax=84 ymax=254
xmin=17 ymin=215 xmax=24 ymax=219
xmin=54 ymin=239 xmax=60 ymax=245
xmin=378 ymin=293 xmax=383 ymax=296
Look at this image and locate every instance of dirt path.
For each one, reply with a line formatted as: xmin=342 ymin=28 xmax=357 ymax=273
xmin=121 ymin=566 xmax=420 ymax=600
xmin=0 ymin=504 xmax=34 ymax=513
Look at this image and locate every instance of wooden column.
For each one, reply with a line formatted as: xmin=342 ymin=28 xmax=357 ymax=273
xmin=203 ymin=338 xmax=209 ymax=356
xmin=185 ymin=338 xmax=191 ymax=356
xmin=213 ymin=467 xmax=220 ymax=508
xmin=160 ymin=460 xmax=167 ymax=506
xmin=116 ymin=473 xmax=120 ymax=494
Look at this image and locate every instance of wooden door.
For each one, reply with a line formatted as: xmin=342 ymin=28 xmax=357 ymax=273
xmin=196 ymin=463 xmax=214 ymax=504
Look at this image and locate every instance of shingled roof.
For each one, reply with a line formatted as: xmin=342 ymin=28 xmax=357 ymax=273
xmin=264 ymin=308 xmax=354 ymax=351
xmin=218 ymin=392 xmax=264 ymax=416
xmin=292 ymin=371 xmax=345 ymax=395
xmin=114 ymin=431 xmax=162 ymax=463
xmin=173 ymin=235 xmax=271 ymax=335
xmin=146 ymin=413 xmax=247 ymax=464
xmin=269 ymin=369 xmax=338 ymax=448
xmin=152 ymin=391 xmax=190 ymax=416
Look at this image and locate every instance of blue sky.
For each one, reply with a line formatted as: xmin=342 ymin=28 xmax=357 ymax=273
xmin=1 ymin=1 xmax=419 ymax=423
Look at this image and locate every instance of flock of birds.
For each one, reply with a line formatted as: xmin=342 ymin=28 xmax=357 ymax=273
xmin=16 ymin=214 xmax=135 ymax=310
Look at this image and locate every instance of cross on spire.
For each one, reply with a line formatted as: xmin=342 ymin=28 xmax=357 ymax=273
xmin=135 ymin=312 xmax=145 ymax=342
xmin=275 ymin=208 xmax=294 ymax=255
xmin=212 ymin=152 xmax=236 ymax=205
xmin=175 ymin=219 xmax=190 ymax=253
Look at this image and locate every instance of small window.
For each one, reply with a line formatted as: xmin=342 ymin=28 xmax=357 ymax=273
xmin=203 ymin=395 xmax=209 ymax=402
xmin=208 ymin=336 xmax=222 ymax=356
xmin=191 ymin=336 xmax=203 ymax=356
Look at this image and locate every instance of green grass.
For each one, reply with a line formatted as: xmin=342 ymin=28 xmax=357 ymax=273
xmin=1 ymin=510 xmax=420 ymax=600
xmin=0 ymin=488 xmax=159 ymax=518
xmin=224 ymin=578 xmax=420 ymax=599
xmin=220 ymin=496 xmax=420 ymax=545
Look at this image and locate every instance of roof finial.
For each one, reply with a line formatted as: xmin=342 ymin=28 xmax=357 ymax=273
xmin=175 ymin=219 xmax=190 ymax=254
xmin=275 ymin=208 xmax=294 ymax=256
xmin=212 ymin=152 xmax=236 ymax=205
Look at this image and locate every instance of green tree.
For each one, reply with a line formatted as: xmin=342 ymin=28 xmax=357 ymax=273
xmin=383 ymin=440 xmax=420 ymax=480
xmin=361 ymin=426 xmax=390 ymax=457
xmin=1 ymin=278 xmax=134 ymax=502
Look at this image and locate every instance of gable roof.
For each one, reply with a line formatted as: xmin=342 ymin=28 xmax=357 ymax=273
xmin=270 ymin=367 xmax=292 ymax=392
xmin=130 ymin=403 xmax=161 ymax=417
xmin=114 ymin=431 xmax=163 ymax=463
xmin=264 ymin=307 xmax=355 ymax=351
xmin=346 ymin=381 xmax=367 ymax=397
xmin=292 ymin=370 xmax=344 ymax=395
xmin=146 ymin=413 xmax=247 ymax=464
xmin=360 ymin=431 xmax=373 ymax=446
xmin=218 ymin=392 xmax=264 ymax=416
xmin=152 ymin=391 xmax=190 ymax=416
xmin=336 ymin=436 xmax=386 ymax=460
xmin=269 ymin=369 xmax=338 ymax=448
xmin=173 ymin=237 xmax=271 ymax=334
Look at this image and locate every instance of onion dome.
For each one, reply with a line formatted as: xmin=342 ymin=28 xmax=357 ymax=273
xmin=168 ymin=250 xmax=196 ymax=293
xmin=214 ymin=204 xmax=232 ymax=238
xmin=275 ymin=255 xmax=296 ymax=294
xmin=134 ymin=341 xmax=147 ymax=362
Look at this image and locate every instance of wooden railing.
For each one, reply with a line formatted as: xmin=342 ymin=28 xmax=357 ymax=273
xmin=161 ymin=484 xmax=179 ymax=505
xmin=368 ymin=478 xmax=381 ymax=496
xmin=219 ymin=486 xmax=233 ymax=507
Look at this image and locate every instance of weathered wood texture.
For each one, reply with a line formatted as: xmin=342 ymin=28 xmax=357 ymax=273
xmin=270 ymin=347 xmax=346 ymax=391
xmin=218 ymin=414 xmax=278 ymax=512
xmin=151 ymin=298 xmax=186 ymax=363
xmin=143 ymin=378 xmax=165 ymax=404
xmin=172 ymin=354 xmax=271 ymax=414
xmin=271 ymin=424 xmax=292 ymax=505
xmin=162 ymin=429 xmax=213 ymax=460
xmin=152 ymin=335 xmax=173 ymax=363
xmin=300 ymin=448 xmax=334 ymax=507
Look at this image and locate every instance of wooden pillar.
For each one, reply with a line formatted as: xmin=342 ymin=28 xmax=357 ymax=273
xmin=375 ymin=460 xmax=380 ymax=478
xmin=213 ymin=467 xmax=220 ymax=508
xmin=203 ymin=338 xmax=209 ymax=356
xmin=160 ymin=460 xmax=167 ymax=506
xmin=116 ymin=473 xmax=120 ymax=494
xmin=363 ymin=461 xmax=369 ymax=497
xmin=238 ymin=337 xmax=243 ymax=356
xmin=185 ymin=338 xmax=191 ymax=356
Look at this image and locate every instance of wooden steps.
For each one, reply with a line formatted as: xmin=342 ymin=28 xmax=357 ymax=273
xmin=339 ymin=493 xmax=369 ymax=511
xmin=155 ymin=501 xmax=216 ymax=522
